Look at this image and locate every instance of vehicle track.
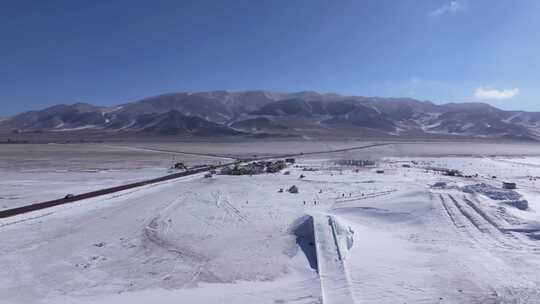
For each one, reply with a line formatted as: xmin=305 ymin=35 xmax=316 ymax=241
xmin=436 ymin=191 xmax=540 ymax=302
xmin=143 ymin=196 xmax=208 ymax=261
xmin=438 ymin=194 xmax=465 ymax=229
xmin=462 ymin=197 xmax=505 ymax=233
xmin=447 ymin=194 xmax=490 ymax=234
xmin=450 ymin=195 xmax=534 ymax=248
xmin=439 ymin=192 xmax=538 ymax=253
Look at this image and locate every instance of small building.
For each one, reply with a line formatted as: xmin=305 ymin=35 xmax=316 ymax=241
xmin=285 ymin=158 xmax=296 ymax=164
xmin=288 ymin=185 xmax=299 ymax=194
xmin=204 ymin=173 xmax=213 ymax=178
xmin=376 ymin=170 xmax=385 ymax=174
xmin=503 ymin=182 xmax=517 ymax=190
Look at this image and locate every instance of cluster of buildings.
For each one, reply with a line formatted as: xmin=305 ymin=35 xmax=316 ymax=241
xmin=335 ymin=159 xmax=376 ymax=167
xmin=220 ymin=160 xmax=288 ymax=175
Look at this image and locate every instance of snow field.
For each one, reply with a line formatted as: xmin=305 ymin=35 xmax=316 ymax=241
xmin=2 ymin=154 xmax=540 ymax=303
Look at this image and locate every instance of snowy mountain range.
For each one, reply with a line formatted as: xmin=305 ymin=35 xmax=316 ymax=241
xmin=2 ymin=90 xmax=540 ymax=140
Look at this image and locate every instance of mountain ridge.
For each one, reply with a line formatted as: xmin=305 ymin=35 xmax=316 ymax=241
xmin=2 ymin=90 xmax=539 ymax=140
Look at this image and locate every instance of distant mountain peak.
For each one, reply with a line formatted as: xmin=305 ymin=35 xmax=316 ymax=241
xmin=1 ymin=90 xmax=538 ymax=140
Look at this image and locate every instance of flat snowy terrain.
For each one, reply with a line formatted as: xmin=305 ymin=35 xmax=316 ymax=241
xmin=0 ymin=143 xmax=230 ymax=209
xmin=1 ymin=142 xmax=540 ymax=303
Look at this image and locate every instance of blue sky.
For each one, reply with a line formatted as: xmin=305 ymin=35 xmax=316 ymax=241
xmin=1 ymin=0 xmax=539 ymax=115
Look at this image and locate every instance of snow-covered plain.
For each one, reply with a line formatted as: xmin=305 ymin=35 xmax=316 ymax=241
xmin=0 ymin=143 xmax=230 ymax=209
xmin=2 ymin=143 xmax=540 ymax=303
xmin=0 ymin=168 xmax=168 ymax=210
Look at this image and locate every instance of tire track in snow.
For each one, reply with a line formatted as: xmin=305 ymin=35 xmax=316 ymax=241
xmin=435 ymin=193 xmax=540 ymax=301
xmin=143 ymin=195 xmax=208 ymax=262
xmin=445 ymin=194 xmax=535 ymax=252
xmin=462 ymin=197 xmax=505 ymax=233
xmin=447 ymin=194 xmax=488 ymax=234
xmin=462 ymin=197 xmax=540 ymax=253
xmin=437 ymin=192 xmax=507 ymax=250
xmin=438 ymin=194 xmax=465 ymax=229
xmin=435 ymin=192 xmax=487 ymax=251
xmin=212 ymin=191 xmax=248 ymax=222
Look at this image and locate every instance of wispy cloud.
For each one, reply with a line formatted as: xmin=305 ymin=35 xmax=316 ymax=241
xmin=430 ymin=1 xmax=466 ymax=17
xmin=474 ymin=87 xmax=520 ymax=100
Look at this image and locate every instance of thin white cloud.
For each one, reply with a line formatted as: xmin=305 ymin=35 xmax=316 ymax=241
xmin=430 ymin=1 xmax=466 ymax=17
xmin=474 ymin=87 xmax=520 ymax=100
